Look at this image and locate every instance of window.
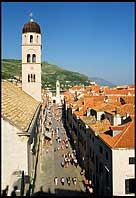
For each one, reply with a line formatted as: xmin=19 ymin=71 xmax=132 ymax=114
xmin=129 ymin=157 xmax=135 ymax=164
xmin=32 ymin=54 xmax=36 ymax=62
xmin=37 ymin=35 xmax=38 ymax=43
xmin=24 ymin=35 xmax=26 ymax=43
xmin=96 ymin=156 xmax=98 ymax=173
xmin=84 ymin=140 xmax=86 ymax=150
xmin=125 ymin=179 xmax=135 ymax=194
xmin=90 ymin=147 xmax=92 ymax=158
xmin=99 ymin=162 xmax=103 ymax=176
xmin=27 ymin=54 xmax=31 ymax=63
xmin=106 ymin=151 xmax=108 ymax=160
xmin=99 ymin=146 xmax=103 ymax=154
xmin=34 ymin=74 xmax=36 ymax=82
xmin=28 ymin=74 xmax=30 ymax=82
xmin=106 ymin=170 xmax=109 ymax=186
xmin=30 ymin=35 xmax=33 ymax=43
xmin=90 ymin=134 xmax=91 ymax=139
xmin=92 ymin=151 xmax=94 ymax=162
xmin=31 ymin=74 xmax=33 ymax=82
xmin=101 ymin=114 xmax=105 ymax=120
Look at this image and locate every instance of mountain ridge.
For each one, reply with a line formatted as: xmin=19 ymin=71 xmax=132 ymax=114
xmin=89 ymin=77 xmax=115 ymax=87
xmin=2 ymin=59 xmax=115 ymax=89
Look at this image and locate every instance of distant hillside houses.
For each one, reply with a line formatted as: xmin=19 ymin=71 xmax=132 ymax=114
xmin=63 ymin=83 xmax=135 ymax=196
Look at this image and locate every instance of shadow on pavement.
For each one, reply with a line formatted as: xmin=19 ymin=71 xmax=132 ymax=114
xmin=31 ymin=187 xmax=96 ymax=197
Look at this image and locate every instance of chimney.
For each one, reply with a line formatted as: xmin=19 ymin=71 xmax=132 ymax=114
xmin=115 ymin=107 xmax=118 ymax=114
xmin=126 ymin=112 xmax=130 ymax=118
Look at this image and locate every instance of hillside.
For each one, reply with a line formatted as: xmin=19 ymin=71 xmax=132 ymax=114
xmin=90 ymin=77 xmax=115 ymax=87
xmin=2 ymin=59 xmax=90 ymax=90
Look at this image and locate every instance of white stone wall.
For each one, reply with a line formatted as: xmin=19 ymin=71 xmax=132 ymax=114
xmin=87 ymin=132 xmax=112 ymax=195
xmin=22 ymin=46 xmax=41 ymax=63
xmin=113 ymin=114 xmax=121 ymax=126
xmin=56 ymin=80 xmax=61 ymax=104
xmin=22 ymin=32 xmax=42 ymax=102
xmin=22 ymin=33 xmax=41 ymax=46
xmin=97 ymin=111 xmax=104 ymax=121
xmin=1 ymin=118 xmax=28 ymax=192
xmin=22 ymin=63 xmax=41 ymax=102
xmin=112 ymin=148 xmax=135 ymax=196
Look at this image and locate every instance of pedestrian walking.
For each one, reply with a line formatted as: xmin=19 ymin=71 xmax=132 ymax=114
xmin=80 ymin=168 xmax=85 ymax=176
xmin=67 ymin=177 xmax=71 ymax=186
xmin=74 ymin=158 xmax=78 ymax=168
xmin=73 ymin=177 xmax=77 ymax=186
xmin=46 ymin=148 xmax=49 ymax=153
xmin=1 ymin=185 xmax=9 ymax=197
xmin=65 ymin=143 xmax=68 ymax=149
xmin=68 ymin=158 xmax=70 ymax=165
xmin=54 ymin=177 xmax=58 ymax=186
xmin=60 ymin=177 xmax=65 ymax=186
xmin=26 ymin=184 xmax=32 ymax=197
xmin=61 ymin=161 xmax=64 ymax=168
xmin=11 ymin=186 xmax=18 ymax=197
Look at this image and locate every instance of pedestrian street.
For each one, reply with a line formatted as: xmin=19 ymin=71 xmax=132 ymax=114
xmin=33 ymin=103 xmax=90 ymax=196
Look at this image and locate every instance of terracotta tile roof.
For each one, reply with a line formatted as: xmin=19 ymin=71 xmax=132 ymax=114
xmin=99 ymin=118 xmax=134 ymax=148
xmin=2 ymin=80 xmax=40 ymax=132
xmin=64 ymin=92 xmax=75 ymax=105
xmin=104 ymin=87 xmax=129 ymax=95
xmin=119 ymin=96 xmax=135 ymax=104
xmin=90 ymin=119 xmax=111 ymax=134
xmin=92 ymin=103 xmax=119 ymax=112
xmin=128 ymin=83 xmax=135 ymax=88
xmin=80 ymin=115 xmax=96 ymax=126
xmin=69 ymin=86 xmax=82 ymax=91
xmin=105 ymin=104 xmax=135 ymax=116
xmin=118 ymin=104 xmax=135 ymax=116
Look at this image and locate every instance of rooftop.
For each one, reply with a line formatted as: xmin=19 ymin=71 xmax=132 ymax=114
xmin=99 ymin=118 xmax=134 ymax=148
xmin=2 ymin=80 xmax=40 ymax=132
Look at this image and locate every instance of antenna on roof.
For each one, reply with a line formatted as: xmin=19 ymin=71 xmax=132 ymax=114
xmin=29 ymin=12 xmax=33 ymax=22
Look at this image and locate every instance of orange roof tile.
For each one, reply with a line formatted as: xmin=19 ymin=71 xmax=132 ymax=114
xmin=89 ymin=119 xmax=111 ymax=134
xmin=99 ymin=119 xmax=134 ymax=148
xmin=104 ymin=88 xmax=130 ymax=95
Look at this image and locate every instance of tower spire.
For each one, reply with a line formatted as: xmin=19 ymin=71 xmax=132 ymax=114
xmin=29 ymin=12 xmax=33 ymax=22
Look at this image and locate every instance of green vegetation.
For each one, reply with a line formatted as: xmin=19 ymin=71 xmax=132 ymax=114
xmin=2 ymin=59 xmax=91 ymax=90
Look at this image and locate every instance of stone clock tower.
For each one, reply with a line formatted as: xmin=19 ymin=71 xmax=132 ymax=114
xmin=22 ymin=17 xmax=41 ymax=102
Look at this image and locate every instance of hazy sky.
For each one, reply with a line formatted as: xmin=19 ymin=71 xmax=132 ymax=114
xmin=2 ymin=2 xmax=134 ymax=85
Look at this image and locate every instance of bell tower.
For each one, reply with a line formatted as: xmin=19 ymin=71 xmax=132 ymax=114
xmin=56 ymin=80 xmax=61 ymax=104
xmin=22 ymin=15 xmax=41 ymax=102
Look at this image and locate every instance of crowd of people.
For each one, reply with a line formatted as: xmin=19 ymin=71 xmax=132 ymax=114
xmin=51 ymin=113 xmax=79 ymax=189
xmin=46 ymin=103 xmax=94 ymax=194
xmin=54 ymin=176 xmax=77 ymax=187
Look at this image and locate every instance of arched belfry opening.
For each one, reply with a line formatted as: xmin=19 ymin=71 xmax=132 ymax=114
xmin=30 ymin=35 xmax=33 ymax=43
xmin=32 ymin=54 xmax=36 ymax=62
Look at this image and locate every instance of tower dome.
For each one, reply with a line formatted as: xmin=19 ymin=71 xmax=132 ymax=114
xmin=22 ymin=20 xmax=41 ymax=34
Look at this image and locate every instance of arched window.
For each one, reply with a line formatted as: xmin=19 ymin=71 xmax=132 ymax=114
xmin=28 ymin=74 xmax=30 ymax=82
xmin=32 ymin=54 xmax=36 ymax=62
xmin=27 ymin=54 xmax=31 ymax=63
xmin=34 ymin=74 xmax=36 ymax=82
xmin=30 ymin=35 xmax=33 ymax=43
xmin=31 ymin=74 xmax=33 ymax=82
xmin=101 ymin=114 xmax=105 ymax=121
xmin=24 ymin=35 xmax=26 ymax=43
